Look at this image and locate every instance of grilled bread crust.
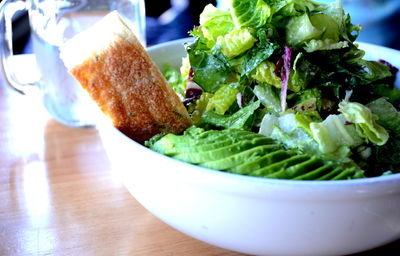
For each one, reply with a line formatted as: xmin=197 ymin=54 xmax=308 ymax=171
xmin=61 ymin=12 xmax=192 ymax=143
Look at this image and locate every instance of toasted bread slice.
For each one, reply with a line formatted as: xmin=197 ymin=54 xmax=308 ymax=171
xmin=60 ymin=11 xmax=192 ymax=143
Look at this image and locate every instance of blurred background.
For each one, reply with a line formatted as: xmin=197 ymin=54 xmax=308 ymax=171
xmin=6 ymin=0 xmax=400 ymax=54
xmin=8 ymin=0 xmax=217 ymax=53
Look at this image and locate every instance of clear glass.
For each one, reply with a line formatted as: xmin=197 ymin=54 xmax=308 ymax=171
xmin=1 ymin=0 xmax=146 ymax=127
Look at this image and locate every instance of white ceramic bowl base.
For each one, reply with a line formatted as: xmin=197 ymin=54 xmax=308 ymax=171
xmin=98 ymin=38 xmax=400 ymax=256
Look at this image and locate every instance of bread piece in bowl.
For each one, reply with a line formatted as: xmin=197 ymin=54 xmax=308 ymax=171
xmin=60 ymin=11 xmax=192 ymax=143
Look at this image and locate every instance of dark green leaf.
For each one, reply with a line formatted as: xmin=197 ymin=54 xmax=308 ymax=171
xmin=241 ymin=29 xmax=279 ymax=76
xmin=187 ymin=40 xmax=231 ymax=93
xmin=367 ymin=98 xmax=400 ymax=138
xmin=370 ymin=84 xmax=400 ymax=105
xmin=202 ymin=101 xmax=261 ymax=129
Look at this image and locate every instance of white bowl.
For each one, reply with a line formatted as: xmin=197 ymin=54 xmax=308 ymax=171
xmin=98 ymin=38 xmax=400 ymax=256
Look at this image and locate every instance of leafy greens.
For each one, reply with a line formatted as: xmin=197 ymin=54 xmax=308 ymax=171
xmin=161 ymin=0 xmax=400 ymax=178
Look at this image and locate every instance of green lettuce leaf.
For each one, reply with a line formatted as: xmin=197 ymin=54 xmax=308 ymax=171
xmin=278 ymin=0 xmax=320 ymax=16
xmin=292 ymin=88 xmax=322 ymax=112
xmin=252 ymin=61 xmax=282 ymax=88
xmin=217 ymin=28 xmax=257 ymax=58
xmin=285 ymin=0 xmax=359 ymax=51
xmin=286 ymin=13 xmax=323 ymax=46
xmin=206 ymin=83 xmax=240 ymax=114
xmin=241 ymin=28 xmax=279 ymax=76
xmin=199 ymin=4 xmax=235 ymax=44
xmin=253 ymin=83 xmax=281 ymax=114
xmin=295 ymin=112 xmax=320 ymax=135
xmin=231 ymin=0 xmax=271 ymax=28
xmin=187 ymin=39 xmax=231 ymax=93
xmin=370 ymin=84 xmax=400 ymax=104
xmin=368 ymin=138 xmax=400 ymax=176
xmin=202 ymin=100 xmax=260 ymax=129
xmin=259 ymin=113 xmax=320 ymax=155
xmin=163 ymin=63 xmax=186 ymax=99
xmin=310 ymin=13 xmax=340 ymax=41
xmin=286 ymin=12 xmax=349 ymax=51
xmin=338 ymin=101 xmax=389 ymax=145
xmin=373 ymin=138 xmax=400 ymax=165
xmin=310 ymin=114 xmax=363 ymax=154
xmin=190 ymin=92 xmax=213 ymax=126
xmin=367 ymin=98 xmax=400 ymax=138
xmin=179 ymin=55 xmax=190 ymax=80
xmin=288 ymin=52 xmax=319 ymax=92
xmin=322 ymin=0 xmax=361 ymax=42
xmin=351 ymin=60 xmax=392 ymax=82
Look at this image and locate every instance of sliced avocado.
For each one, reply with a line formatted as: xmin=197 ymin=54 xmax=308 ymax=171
xmin=151 ymin=129 xmax=257 ymax=155
xmin=150 ymin=133 xmax=194 ymax=155
xmin=148 ymin=126 xmax=365 ymax=181
xmin=331 ymin=167 xmax=356 ymax=180
xmin=231 ymin=149 xmax=292 ymax=175
xmin=266 ymin=157 xmax=324 ymax=179
xmin=316 ymin=166 xmax=344 ymax=180
xmin=185 ymin=127 xmax=254 ymax=142
xmin=194 ymin=129 xmax=248 ymax=139
xmin=174 ymin=137 xmax=273 ymax=164
xmin=249 ymin=154 xmax=311 ymax=177
xmin=202 ymin=144 xmax=282 ymax=170
xmin=192 ymin=128 xmax=255 ymax=139
xmin=293 ymin=163 xmax=335 ymax=180
xmin=168 ymin=133 xmax=268 ymax=155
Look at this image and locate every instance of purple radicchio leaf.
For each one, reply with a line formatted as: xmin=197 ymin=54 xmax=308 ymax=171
xmin=182 ymin=67 xmax=203 ymax=106
xmin=183 ymin=80 xmax=203 ymax=106
xmin=188 ymin=67 xmax=195 ymax=81
xmin=280 ymin=45 xmax=292 ymax=112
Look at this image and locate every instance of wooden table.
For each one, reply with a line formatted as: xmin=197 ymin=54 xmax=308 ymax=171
xmin=0 ymin=55 xmax=242 ymax=256
xmin=0 ymin=55 xmax=399 ymax=256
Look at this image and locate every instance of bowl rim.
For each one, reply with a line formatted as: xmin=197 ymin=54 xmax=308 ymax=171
xmin=127 ymin=38 xmax=400 ymax=189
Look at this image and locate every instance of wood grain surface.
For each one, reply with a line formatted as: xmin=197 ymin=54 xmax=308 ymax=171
xmin=0 ymin=55 xmax=399 ymax=256
xmin=0 ymin=57 xmax=242 ymax=256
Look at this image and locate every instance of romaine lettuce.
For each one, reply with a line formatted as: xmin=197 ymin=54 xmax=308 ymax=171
xmin=278 ymin=0 xmax=320 ymax=16
xmin=286 ymin=13 xmax=323 ymax=47
xmin=202 ymin=100 xmax=260 ymax=129
xmin=169 ymin=0 xmax=399 ymax=178
xmin=241 ymin=28 xmax=278 ymax=76
xmin=285 ymin=0 xmax=359 ymax=52
xmin=338 ymin=101 xmax=389 ymax=145
xmin=180 ymin=55 xmax=190 ymax=80
xmin=217 ymin=28 xmax=257 ymax=58
xmin=231 ymin=0 xmax=271 ymax=28
xmin=163 ymin=64 xmax=186 ymax=99
xmin=253 ymin=83 xmax=281 ymax=114
xmin=206 ymin=84 xmax=240 ymax=114
xmin=252 ymin=61 xmax=282 ymax=88
xmin=310 ymin=114 xmax=363 ymax=154
xmin=190 ymin=92 xmax=213 ymax=126
xmin=259 ymin=113 xmax=320 ymax=155
xmin=199 ymin=4 xmax=235 ymax=44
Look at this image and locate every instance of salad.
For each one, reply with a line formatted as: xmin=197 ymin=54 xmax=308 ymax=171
xmin=148 ymin=0 xmax=400 ymax=180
